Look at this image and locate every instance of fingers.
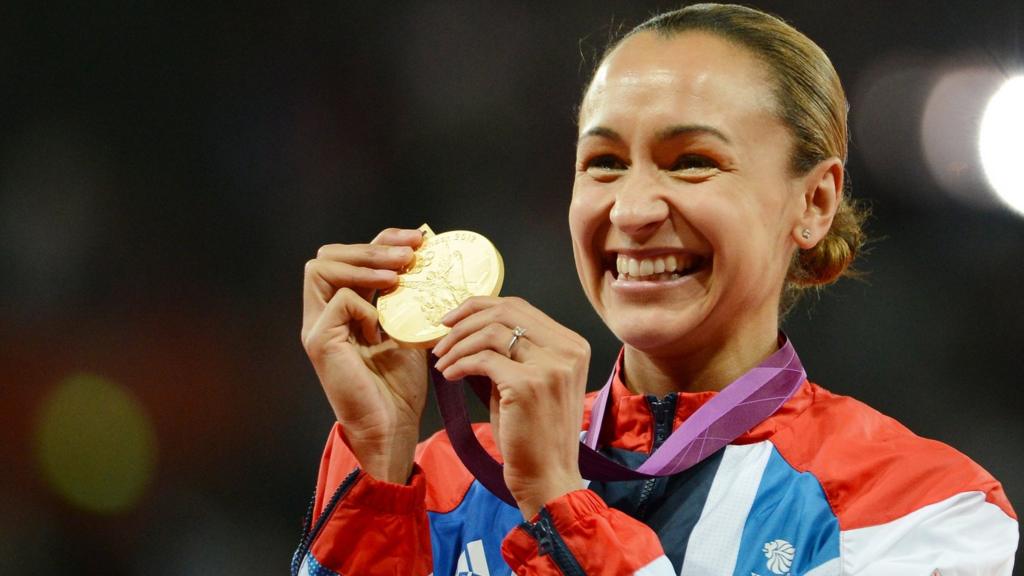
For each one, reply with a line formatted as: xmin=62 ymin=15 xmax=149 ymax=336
xmin=313 ymin=228 xmax=423 ymax=286
xmin=305 ymin=258 xmax=400 ymax=291
xmin=440 ymin=348 xmax=524 ymax=383
xmin=310 ymin=228 xmax=422 ymax=304
xmin=371 ymin=227 xmax=425 ymax=248
xmin=439 ymin=295 xmax=505 ymax=327
xmin=302 ymin=228 xmax=423 ymax=350
xmin=316 ymin=243 xmax=414 ymax=269
xmin=434 ymin=323 xmax=533 ymax=375
xmin=434 ymin=296 xmax=556 ymax=357
xmin=303 ymin=260 xmax=396 ymax=328
xmin=303 ymin=287 xmax=381 ymax=353
xmin=318 ymin=225 xmax=423 ymax=269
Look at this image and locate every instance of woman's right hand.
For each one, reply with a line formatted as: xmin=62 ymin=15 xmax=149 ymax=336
xmin=301 ymin=227 xmax=427 ymax=484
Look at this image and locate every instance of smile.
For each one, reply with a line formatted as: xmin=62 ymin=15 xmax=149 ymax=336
xmin=613 ymin=252 xmax=708 ymax=282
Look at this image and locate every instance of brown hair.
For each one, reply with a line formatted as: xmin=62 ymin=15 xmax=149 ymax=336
xmin=593 ymin=3 xmax=867 ymax=314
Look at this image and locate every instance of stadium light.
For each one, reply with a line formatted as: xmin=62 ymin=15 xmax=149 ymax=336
xmin=979 ymin=75 xmax=1024 ymax=217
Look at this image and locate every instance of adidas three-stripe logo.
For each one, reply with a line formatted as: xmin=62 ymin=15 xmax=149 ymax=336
xmin=455 ymin=539 xmax=491 ymax=576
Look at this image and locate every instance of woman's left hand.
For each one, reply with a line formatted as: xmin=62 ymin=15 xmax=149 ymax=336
xmin=432 ymin=296 xmax=590 ymax=520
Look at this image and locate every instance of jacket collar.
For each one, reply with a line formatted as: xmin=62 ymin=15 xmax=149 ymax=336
xmin=582 ymin=349 xmax=814 ymax=454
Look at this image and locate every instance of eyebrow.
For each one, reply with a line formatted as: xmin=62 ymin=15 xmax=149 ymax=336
xmin=578 ymin=124 xmax=732 ymax=145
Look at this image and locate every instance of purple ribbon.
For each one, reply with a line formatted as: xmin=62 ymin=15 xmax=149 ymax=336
xmin=431 ymin=335 xmax=806 ymax=507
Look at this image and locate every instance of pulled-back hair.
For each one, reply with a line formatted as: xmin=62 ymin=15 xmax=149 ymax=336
xmin=594 ymin=3 xmax=867 ymax=314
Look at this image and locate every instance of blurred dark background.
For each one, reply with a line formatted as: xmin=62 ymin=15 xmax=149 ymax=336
xmin=1 ymin=1 xmax=1021 ymax=573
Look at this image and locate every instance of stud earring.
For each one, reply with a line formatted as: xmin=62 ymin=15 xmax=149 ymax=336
xmin=801 ymin=228 xmax=812 ymax=240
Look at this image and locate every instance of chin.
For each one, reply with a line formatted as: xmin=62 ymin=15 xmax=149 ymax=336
xmin=603 ymin=308 xmax=706 ymax=355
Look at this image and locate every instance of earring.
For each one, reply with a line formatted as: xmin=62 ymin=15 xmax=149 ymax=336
xmin=801 ymin=228 xmax=812 ymax=240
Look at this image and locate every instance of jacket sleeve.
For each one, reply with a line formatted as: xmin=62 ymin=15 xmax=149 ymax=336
xmin=840 ymin=491 xmax=1018 ymax=575
xmin=500 ymin=489 xmax=676 ymax=575
xmin=291 ymin=423 xmax=433 ymax=576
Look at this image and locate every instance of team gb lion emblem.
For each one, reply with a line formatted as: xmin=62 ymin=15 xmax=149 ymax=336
xmin=762 ymin=539 xmax=795 ymax=575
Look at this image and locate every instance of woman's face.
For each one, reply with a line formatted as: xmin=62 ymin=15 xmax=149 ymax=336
xmin=570 ymin=31 xmax=809 ymax=358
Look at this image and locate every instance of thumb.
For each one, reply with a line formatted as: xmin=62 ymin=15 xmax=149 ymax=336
xmin=305 ymin=287 xmax=382 ymax=354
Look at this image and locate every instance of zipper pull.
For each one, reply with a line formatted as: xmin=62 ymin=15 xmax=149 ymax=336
xmin=525 ymin=514 xmax=556 ymax=556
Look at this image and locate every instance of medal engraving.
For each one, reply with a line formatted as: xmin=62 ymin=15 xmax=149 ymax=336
xmin=377 ymin=224 xmax=504 ymax=347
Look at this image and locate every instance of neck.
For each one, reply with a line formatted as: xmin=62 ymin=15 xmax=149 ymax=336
xmin=622 ymin=324 xmax=781 ymax=397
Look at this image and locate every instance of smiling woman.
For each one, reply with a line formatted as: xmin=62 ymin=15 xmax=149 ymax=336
xmin=572 ymin=29 xmax=842 ymax=397
xmin=292 ymin=4 xmax=1017 ymax=576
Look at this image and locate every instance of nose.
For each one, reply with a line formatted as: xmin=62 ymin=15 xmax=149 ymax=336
xmin=609 ymin=173 xmax=670 ymax=239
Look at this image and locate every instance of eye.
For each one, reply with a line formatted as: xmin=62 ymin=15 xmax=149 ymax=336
xmin=584 ymin=154 xmax=628 ymax=172
xmin=671 ymin=154 xmax=719 ymax=172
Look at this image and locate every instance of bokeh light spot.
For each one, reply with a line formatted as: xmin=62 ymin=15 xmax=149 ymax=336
xmin=979 ymin=75 xmax=1024 ymax=217
xmin=34 ymin=373 xmax=157 ymax=513
xmin=920 ymin=66 xmax=1005 ymax=208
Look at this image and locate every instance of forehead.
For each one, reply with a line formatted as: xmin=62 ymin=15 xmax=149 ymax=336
xmin=580 ymin=31 xmax=777 ymax=133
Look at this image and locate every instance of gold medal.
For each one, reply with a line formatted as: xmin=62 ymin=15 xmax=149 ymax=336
xmin=377 ymin=224 xmax=504 ymax=348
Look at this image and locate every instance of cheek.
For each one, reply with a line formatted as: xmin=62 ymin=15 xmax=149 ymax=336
xmin=709 ymin=196 xmax=796 ymax=298
xmin=567 ymin=195 xmax=586 ymax=264
xmin=568 ymin=187 xmax=609 ymax=303
xmin=685 ymin=194 xmax=781 ymax=280
xmin=568 ymin=191 xmax=593 ymax=281
xmin=568 ymin=187 xmax=603 ymax=256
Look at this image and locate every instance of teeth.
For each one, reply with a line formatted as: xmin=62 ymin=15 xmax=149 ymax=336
xmin=639 ymin=259 xmax=654 ymax=276
xmin=614 ymin=253 xmax=703 ymax=279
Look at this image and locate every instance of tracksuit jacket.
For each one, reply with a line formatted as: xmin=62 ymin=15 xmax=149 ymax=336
xmin=292 ymin=363 xmax=1018 ymax=575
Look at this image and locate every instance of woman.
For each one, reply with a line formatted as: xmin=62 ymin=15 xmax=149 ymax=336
xmin=294 ymin=4 xmax=1017 ymax=575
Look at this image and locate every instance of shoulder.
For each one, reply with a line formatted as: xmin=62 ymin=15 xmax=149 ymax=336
xmin=770 ymin=383 xmax=1016 ymax=530
xmin=414 ymin=423 xmax=500 ymax=514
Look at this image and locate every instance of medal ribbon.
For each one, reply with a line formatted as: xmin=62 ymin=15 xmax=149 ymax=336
xmin=431 ymin=335 xmax=806 ymax=507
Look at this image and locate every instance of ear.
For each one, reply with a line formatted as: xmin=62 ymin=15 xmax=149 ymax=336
xmin=793 ymin=157 xmax=844 ymax=249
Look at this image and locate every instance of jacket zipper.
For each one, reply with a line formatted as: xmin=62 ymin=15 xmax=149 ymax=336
xmin=522 ymin=508 xmax=587 ymax=575
xmin=291 ymin=468 xmax=362 ymax=576
xmin=635 ymin=394 xmax=677 ymax=517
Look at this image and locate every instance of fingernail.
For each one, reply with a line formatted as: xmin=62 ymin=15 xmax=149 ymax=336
xmin=375 ymin=269 xmax=397 ymax=280
xmin=390 ymin=246 xmax=412 ymax=258
xmin=436 ymin=336 xmax=452 ymax=354
xmin=440 ymin=311 xmax=454 ymax=325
